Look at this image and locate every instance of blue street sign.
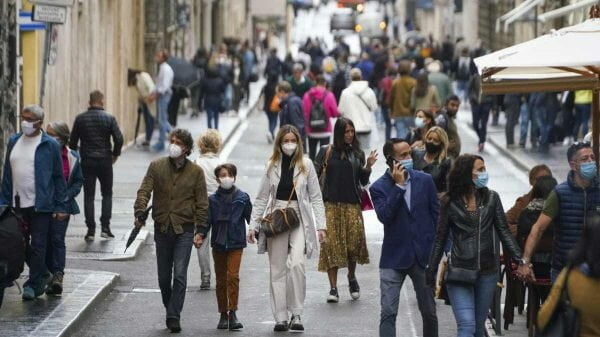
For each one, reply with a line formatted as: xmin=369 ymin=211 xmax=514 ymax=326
xmin=19 ymin=11 xmax=47 ymax=31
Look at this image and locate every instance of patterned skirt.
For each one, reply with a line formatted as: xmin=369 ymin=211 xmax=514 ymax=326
xmin=318 ymin=202 xmax=369 ymax=272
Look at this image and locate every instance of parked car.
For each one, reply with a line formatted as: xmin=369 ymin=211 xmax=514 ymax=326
xmin=330 ymin=8 xmax=356 ymax=31
xmin=356 ymin=9 xmax=386 ymax=38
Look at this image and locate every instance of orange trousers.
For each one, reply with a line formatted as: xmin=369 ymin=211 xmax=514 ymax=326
xmin=212 ymin=249 xmax=243 ymax=313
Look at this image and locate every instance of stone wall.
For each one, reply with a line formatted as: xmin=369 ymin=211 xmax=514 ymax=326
xmin=42 ymin=0 xmax=145 ymax=145
xmin=0 ymin=0 xmax=18 ymax=171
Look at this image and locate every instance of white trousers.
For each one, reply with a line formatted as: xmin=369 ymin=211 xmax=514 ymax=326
xmin=196 ymin=230 xmax=211 ymax=279
xmin=267 ymin=200 xmax=306 ymax=322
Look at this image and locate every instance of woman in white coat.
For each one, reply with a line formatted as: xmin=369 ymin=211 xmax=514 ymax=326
xmin=194 ymin=129 xmax=223 ymax=290
xmin=247 ymin=124 xmax=326 ymax=332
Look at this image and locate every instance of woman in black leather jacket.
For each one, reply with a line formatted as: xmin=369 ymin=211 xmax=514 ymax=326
xmin=426 ymin=154 xmax=523 ymax=337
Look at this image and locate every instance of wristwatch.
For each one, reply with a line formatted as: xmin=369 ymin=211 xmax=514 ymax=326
xmin=518 ymin=258 xmax=530 ymax=266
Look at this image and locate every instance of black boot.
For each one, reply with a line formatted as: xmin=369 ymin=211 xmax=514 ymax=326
xmin=228 ymin=311 xmax=243 ymax=330
xmin=166 ymin=318 xmax=181 ymax=333
xmin=217 ymin=312 xmax=229 ymax=329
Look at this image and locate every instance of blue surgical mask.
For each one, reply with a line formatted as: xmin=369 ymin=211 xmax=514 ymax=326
xmin=473 ymin=171 xmax=489 ymax=189
xmin=414 ymin=117 xmax=425 ymax=129
xmin=399 ymin=159 xmax=413 ymax=171
xmin=579 ymin=162 xmax=597 ymax=180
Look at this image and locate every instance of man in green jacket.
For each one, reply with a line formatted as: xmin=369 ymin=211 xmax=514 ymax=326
xmin=134 ymin=128 xmax=208 ymax=333
xmin=287 ymin=63 xmax=314 ymax=98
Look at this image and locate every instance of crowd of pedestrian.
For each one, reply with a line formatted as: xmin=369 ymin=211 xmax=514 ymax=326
xmin=0 ymin=89 xmax=123 ymax=303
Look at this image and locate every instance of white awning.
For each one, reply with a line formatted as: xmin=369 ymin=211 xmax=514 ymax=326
xmin=538 ymin=0 xmax=597 ymax=23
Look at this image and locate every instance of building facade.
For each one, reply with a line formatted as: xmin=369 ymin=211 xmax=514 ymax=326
xmin=0 ymin=0 xmax=18 ymax=172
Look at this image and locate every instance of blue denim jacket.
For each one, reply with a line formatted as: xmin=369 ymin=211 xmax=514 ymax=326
xmin=203 ymin=187 xmax=252 ymax=251
xmin=0 ymin=132 xmax=68 ymax=213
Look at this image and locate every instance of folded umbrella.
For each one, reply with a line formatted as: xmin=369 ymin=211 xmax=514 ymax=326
xmin=124 ymin=206 xmax=152 ymax=253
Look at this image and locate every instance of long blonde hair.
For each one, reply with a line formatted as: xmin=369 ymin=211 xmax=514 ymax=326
xmin=425 ymin=126 xmax=449 ymax=161
xmin=268 ymin=125 xmax=306 ymax=174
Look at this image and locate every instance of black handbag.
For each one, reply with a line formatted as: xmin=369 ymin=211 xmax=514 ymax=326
xmin=445 ymin=264 xmax=479 ymax=285
xmin=260 ymin=180 xmax=300 ymax=238
xmin=534 ymin=266 xmax=580 ymax=337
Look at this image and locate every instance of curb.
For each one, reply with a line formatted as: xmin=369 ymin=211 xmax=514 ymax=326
xmin=486 ymin=136 xmax=532 ymax=173
xmin=100 ymin=229 xmax=150 ymax=262
xmin=59 ymin=272 xmax=119 ymax=337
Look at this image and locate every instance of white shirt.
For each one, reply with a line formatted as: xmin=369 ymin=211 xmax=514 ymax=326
xmin=396 ymin=171 xmax=412 ymax=210
xmin=154 ymin=62 xmax=174 ymax=95
xmin=136 ymin=72 xmax=155 ymax=99
xmin=10 ymin=133 xmax=42 ymax=208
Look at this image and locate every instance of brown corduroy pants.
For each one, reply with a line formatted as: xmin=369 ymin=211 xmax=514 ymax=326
xmin=212 ymin=249 xmax=243 ymax=313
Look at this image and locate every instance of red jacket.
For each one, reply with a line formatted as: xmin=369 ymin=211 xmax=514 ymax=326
xmin=302 ymin=87 xmax=340 ymax=135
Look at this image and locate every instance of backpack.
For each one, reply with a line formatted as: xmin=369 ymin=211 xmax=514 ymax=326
xmin=265 ymin=59 xmax=281 ymax=83
xmin=309 ymin=91 xmax=328 ymax=131
xmin=0 ymin=207 xmax=25 ymax=286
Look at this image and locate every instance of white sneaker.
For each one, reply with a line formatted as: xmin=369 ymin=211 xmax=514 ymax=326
xmin=563 ymin=137 xmax=572 ymax=146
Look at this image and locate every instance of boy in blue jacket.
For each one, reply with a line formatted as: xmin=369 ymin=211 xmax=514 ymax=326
xmin=197 ymin=163 xmax=252 ymax=331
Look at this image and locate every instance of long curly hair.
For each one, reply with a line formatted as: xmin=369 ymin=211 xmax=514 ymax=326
xmin=447 ymin=154 xmax=485 ymax=202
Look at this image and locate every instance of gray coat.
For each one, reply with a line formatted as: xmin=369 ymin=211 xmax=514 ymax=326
xmin=250 ymin=157 xmax=326 ymax=259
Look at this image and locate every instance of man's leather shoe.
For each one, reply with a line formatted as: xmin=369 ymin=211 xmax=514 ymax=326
xmin=166 ymin=318 xmax=181 ymax=333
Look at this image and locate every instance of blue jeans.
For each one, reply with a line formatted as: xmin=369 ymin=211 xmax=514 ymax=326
xmin=446 ymin=272 xmax=499 ymax=337
xmin=379 ymin=265 xmax=438 ymax=337
xmin=394 ymin=116 xmax=413 ymax=140
xmin=519 ymin=103 xmax=539 ymax=145
xmin=155 ymin=229 xmax=194 ymax=320
xmin=21 ymin=208 xmax=52 ymax=290
xmin=573 ymin=103 xmax=591 ymax=140
xmin=225 ymin=84 xmax=233 ymax=111
xmin=156 ymin=92 xmax=173 ymax=149
xmin=206 ymin=105 xmax=219 ymax=129
xmin=381 ymin=106 xmax=392 ymax=141
xmin=456 ymin=80 xmax=468 ymax=103
xmin=141 ymin=102 xmax=154 ymax=142
xmin=471 ymin=102 xmax=491 ymax=145
xmin=266 ymin=111 xmax=278 ymax=137
xmin=45 ymin=216 xmax=70 ymax=274
xmin=536 ymin=107 xmax=557 ymax=146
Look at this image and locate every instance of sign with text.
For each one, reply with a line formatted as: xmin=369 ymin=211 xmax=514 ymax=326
xmin=29 ymin=0 xmax=74 ymax=7
xmin=33 ymin=5 xmax=67 ymax=24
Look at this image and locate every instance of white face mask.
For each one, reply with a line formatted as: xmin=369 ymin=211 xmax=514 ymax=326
xmin=219 ymin=177 xmax=235 ymax=190
xmin=281 ymin=143 xmax=297 ymax=156
xmin=168 ymin=144 xmax=183 ymax=158
xmin=21 ymin=120 xmax=39 ymax=136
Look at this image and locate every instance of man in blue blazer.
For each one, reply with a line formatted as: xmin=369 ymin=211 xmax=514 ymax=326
xmin=370 ymin=138 xmax=439 ymax=337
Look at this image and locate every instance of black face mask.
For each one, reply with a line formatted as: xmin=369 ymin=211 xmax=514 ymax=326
xmin=425 ymin=142 xmax=442 ymax=154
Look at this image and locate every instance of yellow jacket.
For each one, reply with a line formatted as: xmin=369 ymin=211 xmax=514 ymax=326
xmin=538 ymin=267 xmax=600 ymax=337
xmin=389 ymin=76 xmax=416 ymax=118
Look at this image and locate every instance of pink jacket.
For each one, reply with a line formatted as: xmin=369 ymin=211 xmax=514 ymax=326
xmin=302 ymin=87 xmax=340 ymax=135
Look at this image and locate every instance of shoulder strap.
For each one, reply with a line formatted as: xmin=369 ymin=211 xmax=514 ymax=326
xmin=322 ymin=145 xmax=332 ymax=173
xmin=355 ymin=91 xmax=374 ymax=111
xmin=286 ymin=179 xmax=298 ymax=206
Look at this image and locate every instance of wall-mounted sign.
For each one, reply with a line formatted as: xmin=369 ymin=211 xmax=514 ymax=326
xmin=19 ymin=11 xmax=46 ymax=31
xmin=33 ymin=5 xmax=67 ymax=24
xmin=29 ymin=0 xmax=74 ymax=7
